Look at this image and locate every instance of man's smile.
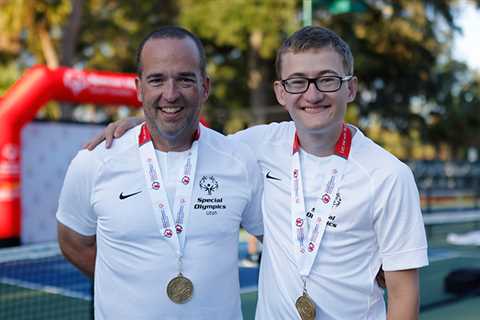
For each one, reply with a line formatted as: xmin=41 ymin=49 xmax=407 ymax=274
xmin=158 ymin=106 xmax=184 ymax=114
xmin=301 ymin=105 xmax=331 ymax=113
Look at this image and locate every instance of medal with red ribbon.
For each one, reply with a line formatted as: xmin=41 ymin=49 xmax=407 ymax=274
xmin=138 ymin=123 xmax=200 ymax=303
xmin=290 ymin=123 xmax=352 ymax=316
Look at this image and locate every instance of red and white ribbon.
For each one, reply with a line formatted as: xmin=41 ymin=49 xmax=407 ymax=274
xmin=138 ymin=123 xmax=200 ymax=262
xmin=290 ymin=124 xmax=352 ymax=277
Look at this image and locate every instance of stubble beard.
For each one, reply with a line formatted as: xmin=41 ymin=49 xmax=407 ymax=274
xmin=144 ymin=100 xmax=200 ymax=150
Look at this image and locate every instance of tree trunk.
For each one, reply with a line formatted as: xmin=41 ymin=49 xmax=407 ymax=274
xmin=38 ymin=22 xmax=59 ymax=68
xmin=61 ymin=0 xmax=84 ymax=66
xmin=248 ymin=54 xmax=271 ymax=124
xmin=59 ymin=0 xmax=85 ymax=121
xmin=248 ymin=30 xmax=271 ymax=125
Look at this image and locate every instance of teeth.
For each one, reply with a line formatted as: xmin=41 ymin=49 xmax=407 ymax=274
xmin=304 ymin=106 xmax=329 ymax=111
xmin=161 ymin=107 xmax=182 ymax=114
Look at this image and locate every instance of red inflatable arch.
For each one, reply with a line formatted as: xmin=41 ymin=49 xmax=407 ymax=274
xmin=0 ymin=65 xmax=141 ymax=245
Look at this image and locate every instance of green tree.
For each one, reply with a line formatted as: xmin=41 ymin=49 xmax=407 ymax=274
xmin=427 ymin=61 xmax=480 ymax=159
xmin=313 ymin=0 xmax=480 ymax=159
xmin=0 ymin=0 xmax=178 ymax=120
xmin=1 ymin=0 xmax=479 ymax=159
xmin=77 ymin=0 xmax=178 ymax=72
xmin=0 ymin=0 xmax=72 ymax=67
xmin=177 ymin=0 xmax=299 ymax=131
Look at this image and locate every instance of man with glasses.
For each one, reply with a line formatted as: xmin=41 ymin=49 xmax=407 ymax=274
xmin=85 ymin=26 xmax=428 ymax=319
xmin=281 ymin=75 xmax=353 ymax=94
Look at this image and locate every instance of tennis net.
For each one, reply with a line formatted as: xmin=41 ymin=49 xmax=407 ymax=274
xmin=0 ymin=242 xmax=93 ymax=320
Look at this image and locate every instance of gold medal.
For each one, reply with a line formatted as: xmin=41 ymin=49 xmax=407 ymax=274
xmin=295 ymin=292 xmax=316 ymax=320
xmin=166 ymin=274 xmax=193 ymax=304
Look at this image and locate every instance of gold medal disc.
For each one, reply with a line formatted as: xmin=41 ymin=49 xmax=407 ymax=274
xmin=166 ymin=274 xmax=193 ymax=304
xmin=295 ymin=293 xmax=316 ymax=320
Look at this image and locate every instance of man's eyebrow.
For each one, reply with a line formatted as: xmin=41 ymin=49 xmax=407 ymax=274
xmin=145 ymin=73 xmax=165 ymax=80
xmin=145 ymin=72 xmax=197 ymax=80
xmin=177 ymin=72 xmax=197 ymax=78
xmin=285 ymin=69 xmax=340 ymax=78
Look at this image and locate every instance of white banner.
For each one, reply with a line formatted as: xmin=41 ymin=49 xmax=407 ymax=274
xmin=21 ymin=121 xmax=104 ymax=244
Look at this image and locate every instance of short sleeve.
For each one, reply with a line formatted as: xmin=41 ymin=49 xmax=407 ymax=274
xmin=373 ymin=163 xmax=429 ymax=271
xmin=56 ymin=149 xmax=101 ymax=236
xmin=238 ymin=144 xmax=264 ymax=236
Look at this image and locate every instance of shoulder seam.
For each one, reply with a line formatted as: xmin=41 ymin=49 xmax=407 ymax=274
xmin=348 ymin=156 xmax=375 ymax=223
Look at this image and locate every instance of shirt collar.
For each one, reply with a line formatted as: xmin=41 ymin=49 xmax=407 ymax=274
xmin=292 ymin=123 xmax=352 ymax=159
xmin=138 ymin=123 xmax=200 ymax=147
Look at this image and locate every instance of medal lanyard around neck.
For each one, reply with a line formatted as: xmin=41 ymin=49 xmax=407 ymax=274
xmin=138 ymin=123 xmax=199 ymax=270
xmin=290 ymin=124 xmax=352 ymax=278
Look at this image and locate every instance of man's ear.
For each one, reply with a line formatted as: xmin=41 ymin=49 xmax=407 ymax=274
xmin=201 ymin=76 xmax=211 ymax=103
xmin=135 ymin=77 xmax=143 ymax=103
xmin=346 ymin=76 xmax=358 ymax=103
xmin=273 ymin=81 xmax=287 ymax=109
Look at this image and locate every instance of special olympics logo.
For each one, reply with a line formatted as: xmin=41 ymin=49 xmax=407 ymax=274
xmin=182 ymin=176 xmax=190 ymax=185
xmin=152 ymin=181 xmax=160 ymax=190
xmin=322 ymin=193 xmax=330 ymax=204
xmin=63 ymin=70 xmax=88 ymax=95
xmin=199 ymin=176 xmax=218 ymax=195
xmin=295 ymin=218 xmax=304 ymax=227
xmin=164 ymin=229 xmax=173 ymax=238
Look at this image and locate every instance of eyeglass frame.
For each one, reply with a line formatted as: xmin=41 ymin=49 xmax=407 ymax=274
xmin=280 ymin=75 xmax=353 ymax=94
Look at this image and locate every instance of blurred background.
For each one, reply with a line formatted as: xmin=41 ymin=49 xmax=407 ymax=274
xmin=0 ymin=0 xmax=478 ymax=150
xmin=0 ymin=0 xmax=479 ymax=319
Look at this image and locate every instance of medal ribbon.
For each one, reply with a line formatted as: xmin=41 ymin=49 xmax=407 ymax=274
xmin=290 ymin=124 xmax=352 ymax=277
xmin=138 ymin=123 xmax=200 ymax=264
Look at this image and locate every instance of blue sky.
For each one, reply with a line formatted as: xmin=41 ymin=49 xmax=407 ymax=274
xmin=454 ymin=1 xmax=480 ymax=71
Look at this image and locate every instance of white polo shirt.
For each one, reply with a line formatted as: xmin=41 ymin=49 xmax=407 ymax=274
xmin=230 ymin=121 xmax=428 ymax=320
xmin=57 ymin=124 xmax=263 ymax=320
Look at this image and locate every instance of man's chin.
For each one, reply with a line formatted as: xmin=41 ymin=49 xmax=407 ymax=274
xmin=158 ymin=124 xmax=196 ymax=140
xmin=295 ymin=121 xmax=328 ymax=130
xmin=296 ymin=122 xmax=339 ymax=134
xmin=159 ymin=128 xmax=186 ymax=140
xmin=151 ymin=117 xmax=199 ymax=140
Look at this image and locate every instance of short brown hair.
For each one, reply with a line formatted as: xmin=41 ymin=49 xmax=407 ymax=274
xmin=136 ymin=26 xmax=207 ymax=78
xmin=275 ymin=26 xmax=354 ymax=78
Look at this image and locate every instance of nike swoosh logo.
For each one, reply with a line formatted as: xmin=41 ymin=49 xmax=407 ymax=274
xmin=266 ymin=171 xmax=281 ymax=181
xmin=119 ymin=191 xmax=142 ymax=200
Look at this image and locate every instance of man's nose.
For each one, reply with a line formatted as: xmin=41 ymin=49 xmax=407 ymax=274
xmin=163 ymin=79 xmax=180 ymax=102
xmin=302 ymin=81 xmax=325 ymax=102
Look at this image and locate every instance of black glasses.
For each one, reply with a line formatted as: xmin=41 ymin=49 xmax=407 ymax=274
xmin=281 ymin=75 xmax=353 ymax=94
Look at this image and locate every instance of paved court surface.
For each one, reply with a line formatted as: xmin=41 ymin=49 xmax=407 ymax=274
xmin=2 ymin=223 xmax=480 ymax=319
